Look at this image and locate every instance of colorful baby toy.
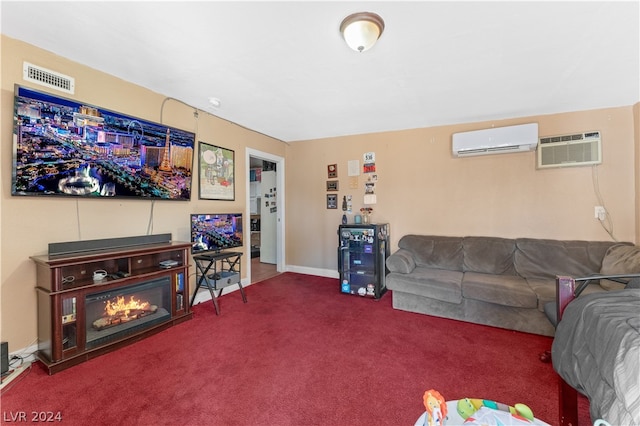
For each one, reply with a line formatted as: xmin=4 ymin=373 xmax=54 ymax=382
xmin=423 ymin=389 xmax=448 ymax=426
xmin=456 ymin=398 xmax=535 ymax=422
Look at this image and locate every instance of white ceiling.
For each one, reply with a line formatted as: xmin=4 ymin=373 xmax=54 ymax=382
xmin=2 ymin=1 xmax=638 ymax=143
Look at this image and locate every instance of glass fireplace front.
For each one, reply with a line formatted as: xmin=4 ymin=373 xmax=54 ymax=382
xmin=85 ymin=277 xmax=171 ymax=349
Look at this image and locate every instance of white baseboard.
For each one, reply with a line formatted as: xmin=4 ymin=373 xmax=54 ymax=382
xmin=1 ymin=343 xmax=37 ymax=389
xmin=191 ymin=278 xmax=254 ymax=306
xmin=285 ymin=265 xmax=339 ymax=279
xmin=0 ymin=362 xmax=32 ymax=390
xmin=191 ymin=267 xmax=337 ymax=305
xmin=10 ymin=343 xmax=38 ymax=364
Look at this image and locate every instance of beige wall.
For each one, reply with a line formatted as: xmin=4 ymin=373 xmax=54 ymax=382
xmin=1 ymin=35 xmax=638 ymax=353
xmin=286 ymin=108 xmax=638 ymax=271
xmin=635 ymin=103 xmax=640 ymax=243
xmin=0 ymin=36 xmax=286 ymax=350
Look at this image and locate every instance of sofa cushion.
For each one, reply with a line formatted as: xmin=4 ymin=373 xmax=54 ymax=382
xmin=387 ymin=267 xmax=463 ymax=304
xmin=528 ymin=278 xmax=605 ymax=312
xmin=398 ymin=235 xmax=463 ymax=271
xmin=463 ymin=236 xmax=517 ymax=275
xmin=462 ymin=272 xmax=537 ymax=308
xmin=514 ymin=238 xmax=616 ymax=279
xmin=526 ymin=278 xmax=556 ymax=312
xmin=600 ymin=244 xmax=640 ymax=290
xmin=386 ymin=248 xmax=416 ymax=274
xmin=600 ymin=244 xmax=640 ymax=274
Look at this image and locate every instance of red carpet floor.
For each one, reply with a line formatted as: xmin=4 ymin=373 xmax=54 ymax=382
xmin=1 ymin=273 xmax=590 ymax=425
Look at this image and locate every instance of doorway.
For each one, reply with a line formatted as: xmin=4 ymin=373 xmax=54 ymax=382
xmin=246 ymin=148 xmax=285 ymax=283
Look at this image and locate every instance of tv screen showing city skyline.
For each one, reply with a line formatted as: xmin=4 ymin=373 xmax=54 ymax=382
xmin=11 ymin=85 xmax=195 ymax=201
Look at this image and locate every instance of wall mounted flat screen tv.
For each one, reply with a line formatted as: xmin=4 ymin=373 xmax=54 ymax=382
xmin=11 ymin=85 xmax=195 ymax=200
xmin=191 ymin=213 xmax=243 ymax=254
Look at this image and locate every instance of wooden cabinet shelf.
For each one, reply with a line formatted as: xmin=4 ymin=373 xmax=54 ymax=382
xmin=31 ymin=240 xmax=192 ymax=374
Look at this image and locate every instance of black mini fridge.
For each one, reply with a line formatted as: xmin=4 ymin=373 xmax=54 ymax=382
xmin=338 ymin=223 xmax=390 ymax=299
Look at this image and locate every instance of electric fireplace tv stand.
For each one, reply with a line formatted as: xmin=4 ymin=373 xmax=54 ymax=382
xmin=31 ymin=234 xmax=192 ymax=375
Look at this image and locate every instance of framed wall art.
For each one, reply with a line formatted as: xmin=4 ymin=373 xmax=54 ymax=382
xmin=326 ymin=180 xmax=339 ymax=191
xmin=327 ymin=164 xmax=337 ymax=178
xmin=326 ymin=194 xmax=338 ymax=209
xmin=199 ymin=142 xmax=235 ymax=200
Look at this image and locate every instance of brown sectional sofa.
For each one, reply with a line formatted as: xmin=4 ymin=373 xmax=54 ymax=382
xmin=385 ymin=235 xmax=634 ymax=336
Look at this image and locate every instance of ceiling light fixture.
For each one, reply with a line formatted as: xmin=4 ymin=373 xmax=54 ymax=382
xmin=208 ymin=97 xmax=221 ymax=108
xmin=340 ymin=12 xmax=385 ymax=53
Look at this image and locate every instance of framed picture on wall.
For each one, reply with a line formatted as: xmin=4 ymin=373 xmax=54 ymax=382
xmin=327 ymin=164 xmax=337 ymax=178
xmin=199 ymin=142 xmax=235 ymax=200
xmin=327 ymin=194 xmax=338 ymax=209
xmin=326 ymin=180 xmax=339 ymax=191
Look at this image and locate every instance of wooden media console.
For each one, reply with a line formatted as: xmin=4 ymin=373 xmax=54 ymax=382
xmin=31 ymin=235 xmax=192 ymax=374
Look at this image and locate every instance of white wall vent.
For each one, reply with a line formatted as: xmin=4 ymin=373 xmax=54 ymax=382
xmin=23 ymin=62 xmax=75 ymax=94
xmin=452 ymin=123 xmax=538 ymax=157
xmin=536 ymin=131 xmax=601 ymax=169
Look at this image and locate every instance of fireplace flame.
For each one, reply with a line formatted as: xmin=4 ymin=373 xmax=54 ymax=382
xmin=93 ymin=294 xmax=158 ymax=331
xmin=105 ymin=295 xmax=150 ymax=318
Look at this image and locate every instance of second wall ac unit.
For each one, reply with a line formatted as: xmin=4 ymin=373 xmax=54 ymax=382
xmin=537 ymin=131 xmax=601 ymax=169
xmin=452 ymin=123 xmax=538 ymax=157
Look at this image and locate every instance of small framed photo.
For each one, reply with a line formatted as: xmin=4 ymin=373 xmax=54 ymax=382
xmin=326 ymin=180 xmax=339 ymax=191
xmin=326 ymin=194 xmax=338 ymax=209
xmin=327 ymin=164 xmax=337 ymax=178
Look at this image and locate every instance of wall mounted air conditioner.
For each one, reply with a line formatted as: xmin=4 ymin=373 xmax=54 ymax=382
xmin=452 ymin=123 xmax=538 ymax=157
xmin=536 ymin=131 xmax=601 ymax=169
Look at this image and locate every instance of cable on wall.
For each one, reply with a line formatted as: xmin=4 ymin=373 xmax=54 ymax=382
xmin=76 ymin=199 xmax=82 ymax=240
xmin=160 ymin=96 xmax=199 ymax=135
xmin=159 ymin=96 xmax=289 ymax=145
xmin=591 ymin=165 xmax=617 ymax=241
xmin=146 ymin=200 xmax=155 ymax=235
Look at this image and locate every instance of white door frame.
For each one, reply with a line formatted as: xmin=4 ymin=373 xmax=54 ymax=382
xmin=245 ymin=148 xmax=285 ymax=280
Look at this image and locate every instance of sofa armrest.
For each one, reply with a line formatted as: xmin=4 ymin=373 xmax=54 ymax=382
xmin=386 ymin=249 xmax=416 ymax=274
xmin=600 ymin=244 xmax=640 ymax=289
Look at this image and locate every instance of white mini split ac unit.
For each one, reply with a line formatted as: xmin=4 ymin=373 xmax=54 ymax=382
xmin=452 ymin=123 xmax=539 ymax=157
xmin=536 ymin=131 xmax=602 ymax=169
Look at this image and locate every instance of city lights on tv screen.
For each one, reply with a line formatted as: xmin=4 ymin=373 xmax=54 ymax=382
xmin=12 ymin=85 xmax=195 ymax=200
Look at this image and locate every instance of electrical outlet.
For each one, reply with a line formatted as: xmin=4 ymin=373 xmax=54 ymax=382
xmin=594 ymin=206 xmax=606 ymax=220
